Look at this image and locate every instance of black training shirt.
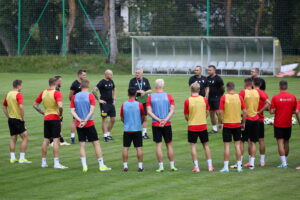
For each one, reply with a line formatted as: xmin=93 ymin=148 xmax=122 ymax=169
xmin=207 ymin=75 xmax=224 ymax=99
xmin=96 ymin=79 xmax=115 ymax=104
xmin=188 ymin=75 xmax=208 ymax=97
xmin=128 ymin=78 xmax=151 ymax=97
xmin=70 ymin=80 xmax=81 ymax=95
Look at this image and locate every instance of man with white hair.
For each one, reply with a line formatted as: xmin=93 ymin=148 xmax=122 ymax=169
xmin=93 ymin=69 xmax=116 ymax=142
xmin=146 ymin=79 xmax=177 ymax=172
xmin=129 ymin=68 xmax=152 ymax=139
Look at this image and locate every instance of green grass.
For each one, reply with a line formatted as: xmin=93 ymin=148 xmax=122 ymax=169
xmin=0 ymin=73 xmax=300 ymax=200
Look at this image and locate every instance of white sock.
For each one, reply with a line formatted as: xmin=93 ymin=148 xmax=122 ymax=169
xmin=104 ymin=133 xmax=108 ymax=137
xmin=42 ymin=157 xmax=47 ymax=165
xmin=54 ymin=157 xmax=60 ymax=166
xmin=20 ymin=152 xmax=25 ymax=160
xmin=280 ymin=156 xmax=287 ymax=166
xmin=142 ymin=128 xmax=147 ymax=136
xmin=81 ymin=157 xmax=87 ymax=169
xmin=193 ymin=160 xmax=199 ymax=168
xmin=207 ymin=159 xmax=212 ymax=167
xmin=260 ymin=154 xmax=265 ymax=163
xmin=123 ymin=162 xmax=128 ymax=168
xmin=248 ymin=155 xmax=251 ymax=163
xmin=170 ymin=161 xmax=175 ymax=168
xmin=237 ymin=160 xmax=242 ymax=170
xmin=158 ymin=162 xmax=164 ymax=169
xmin=98 ymin=157 xmax=105 ymax=168
xmin=10 ymin=152 xmax=16 ymax=160
xmin=212 ymin=125 xmax=218 ymax=131
xmin=107 ymin=132 xmax=111 ymax=136
xmin=250 ymin=157 xmax=255 ymax=166
xmin=71 ymin=133 xmax=75 ymax=138
xmin=224 ymin=161 xmax=229 ymax=170
xmin=138 ymin=162 xmax=143 ymax=169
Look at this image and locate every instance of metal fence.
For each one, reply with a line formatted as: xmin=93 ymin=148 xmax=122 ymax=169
xmin=0 ymin=0 xmax=299 ymax=57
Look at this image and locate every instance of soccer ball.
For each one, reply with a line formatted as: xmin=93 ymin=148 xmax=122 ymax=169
xmin=292 ymin=117 xmax=297 ymax=125
xmin=269 ymin=117 xmax=274 ymax=125
xmin=264 ymin=118 xmax=271 ymax=125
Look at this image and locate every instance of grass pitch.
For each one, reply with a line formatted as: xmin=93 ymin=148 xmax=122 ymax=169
xmin=0 ymin=73 xmax=299 ymax=200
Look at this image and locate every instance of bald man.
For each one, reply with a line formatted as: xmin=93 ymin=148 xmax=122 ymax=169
xmin=93 ymin=70 xmax=117 ymax=142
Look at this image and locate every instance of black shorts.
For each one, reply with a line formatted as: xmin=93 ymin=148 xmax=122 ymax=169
xmin=242 ymin=120 xmax=259 ymax=142
xmin=152 ymin=126 xmax=172 ymax=143
xmin=100 ymin=103 xmax=116 ymax=118
xmin=8 ymin=118 xmax=26 ymax=136
xmin=259 ymin=122 xmax=264 ymax=139
xmin=208 ymin=98 xmax=220 ymax=111
xmin=123 ymin=131 xmax=143 ymax=148
xmin=77 ymin=125 xmax=99 ymax=142
xmin=274 ymin=127 xmax=292 ymax=140
xmin=222 ymin=127 xmax=241 ymax=142
xmin=188 ymin=130 xmax=209 ymax=143
xmin=44 ymin=120 xmax=61 ymax=139
xmin=143 ymin=103 xmax=147 ymax=116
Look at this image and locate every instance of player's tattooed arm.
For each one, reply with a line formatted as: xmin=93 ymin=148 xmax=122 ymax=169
xmin=92 ymin=87 xmax=99 ymax=100
xmin=33 ymin=102 xmax=45 ymax=115
xmin=2 ymin=105 xmax=9 ymax=118
xmin=57 ymin=101 xmax=63 ymax=117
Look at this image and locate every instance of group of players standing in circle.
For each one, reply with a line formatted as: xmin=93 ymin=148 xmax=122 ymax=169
xmin=2 ymin=65 xmax=300 ymax=172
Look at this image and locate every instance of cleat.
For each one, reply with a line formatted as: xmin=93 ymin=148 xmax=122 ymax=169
xmin=155 ymin=168 xmax=164 ymax=173
xmin=41 ymin=164 xmax=48 ymax=168
xmin=54 ymin=164 xmax=68 ymax=169
xmin=237 ymin=168 xmax=243 ymax=172
xmin=82 ymin=168 xmax=88 ymax=172
xmin=107 ymin=136 xmax=113 ymax=140
xmin=61 ymin=142 xmax=71 ymax=146
xmin=99 ymin=165 xmax=111 ymax=171
xmin=10 ymin=159 xmax=18 ymax=164
xmin=71 ymin=138 xmax=75 ymax=144
xmin=209 ymin=130 xmax=218 ymax=135
xmin=143 ymin=134 xmax=150 ymax=139
xmin=277 ymin=164 xmax=287 ymax=169
xmin=50 ymin=142 xmax=54 ymax=147
xmin=244 ymin=162 xmax=252 ymax=167
xmin=103 ymin=137 xmax=109 ymax=142
xmin=249 ymin=166 xmax=255 ymax=170
xmin=192 ymin=167 xmax=200 ymax=173
xmin=171 ymin=167 xmax=178 ymax=172
xmin=219 ymin=168 xmax=229 ymax=173
xmin=18 ymin=159 xmax=32 ymax=164
xmin=208 ymin=166 xmax=215 ymax=172
xmin=123 ymin=168 xmax=128 ymax=172
xmin=296 ymin=166 xmax=300 ymax=170
xmin=230 ymin=164 xmax=238 ymax=169
xmin=260 ymin=162 xmax=265 ymax=167
xmin=138 ymin=168 xmax=144 ymax=172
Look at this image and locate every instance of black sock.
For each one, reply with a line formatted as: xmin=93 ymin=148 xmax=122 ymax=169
xmin=60 ymin=137 xmax=65 ymax=143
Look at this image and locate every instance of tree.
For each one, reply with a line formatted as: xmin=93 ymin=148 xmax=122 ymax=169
xmin=65 ymin=0 xmax=76 ymax=53
xmin=255 ymin=0 xmax=265 ymax=36
xmin=225 ymin=0 xmax=234 ymax=36
xmin=109 ymin=0 xmax=118 ymax=64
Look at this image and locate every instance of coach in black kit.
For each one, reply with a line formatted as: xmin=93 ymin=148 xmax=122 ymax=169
xmin=207 ymin=65 xmax=224 ymax=134
xmin=250 ymin=68 xmax=266 ymax=91
xmin=188 ymin=66 xmax=209 ymax=97
xmin=129 ymin=68 xmax=152 ymax=139
xmin=93 ymin=69 xmax=116 ymax=142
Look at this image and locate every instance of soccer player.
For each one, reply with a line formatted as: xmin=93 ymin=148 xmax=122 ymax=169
xmin=2 ymin=80 xmax=31 ymax=164
xmin=184 ymin=82 xmax=215 ymax=172
xmin=219 ymin=82 xmax=246 ymax=172
xmin=239 ymin=78 xmax=270 ymax=170
xmin=188 ymin=66 xmax=209 ymax=98
xmin=92 ymin=69 xmax=116 ymax=142
xmin=296 ymin=100 xmax=300 ymax=170
xmin=33 ymin=77 xmax=68 ymax=169
xmin=250 ymin=68 xmax=266 ymax=91
xmin=129 ymin=68 xmax=152 ymax=139
xmin=49 ymin=76 xmax=70 ymax=146
xmin=207 ymin=65 xmax=224 ymax=133
xmin=253 ymin=78 xmax=269 ymax=166
xmin=147 ymin=79 xmax=177 ymax=172
xmin=120 ymin=88 xmax=145 ymax=172
xmin=270 ymin=80 xmax=297 ymax=168
xmin=69 ymin=69 xmax=87 ymax=144
xmin=70 ymin=79 xmax=111 ymax=172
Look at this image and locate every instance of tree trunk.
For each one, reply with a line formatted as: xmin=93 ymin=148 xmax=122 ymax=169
xmin=255 ymin=0 xmax=265 ymax=36
xmin=65 ymin=0 xmax=76 ymax=53
xmin=225 ymin=0 xmax=234 ymax=36
xmin=0 ymin=33 xmax=13 ymax=56
xmin=103 ymin=0 xmax=110 ymax=34
xmin=109 ymin=0 xmax=118 ymax=64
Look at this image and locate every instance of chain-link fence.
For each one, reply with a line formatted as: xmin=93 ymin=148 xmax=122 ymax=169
xmin=0 ymin=0 xmax=299 ymax=56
